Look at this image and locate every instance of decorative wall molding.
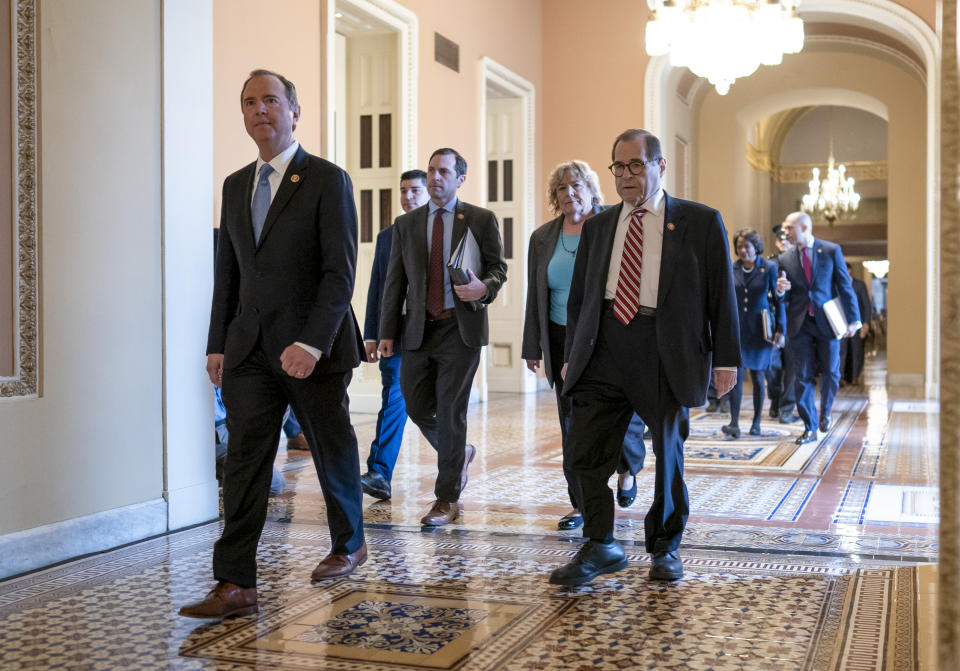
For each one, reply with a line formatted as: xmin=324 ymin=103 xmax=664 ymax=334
xmin=1 ymin=0 xmax=39 ymax=399
xmin=775 ymin=160 xmax=888 ymax=183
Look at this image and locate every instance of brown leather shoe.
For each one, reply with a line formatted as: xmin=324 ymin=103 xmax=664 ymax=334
xmin=286 ymin=433 xmax=310 ymax=451
xmin=460 ymin=444 xmax=476 ymax=491
xmin=310 ymin=544 xmax=368 ymax=582
xmin=178 ymin=581 xmax=258 ymax=619
xmin=420 ymin=500 xmax=460 ymax=526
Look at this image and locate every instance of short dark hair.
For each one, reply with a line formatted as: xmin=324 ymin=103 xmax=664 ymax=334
xmin=400 ymin=169 xmax=427 ymax=185
xmin=241 ymin=69 xmax=299 ymax=109
xmin=429 ymin=148 xmax=467 ymax=177
xmin=611 ymin=129 xmax=662 ymax=162
xmin=733 ymin=227 xmax=764 ymax=255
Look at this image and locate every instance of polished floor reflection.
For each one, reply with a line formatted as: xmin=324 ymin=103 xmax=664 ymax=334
xmin=0 ymin=356 xmax=937 ymax=669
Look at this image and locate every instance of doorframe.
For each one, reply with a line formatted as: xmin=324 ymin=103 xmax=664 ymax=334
xmin=322 ymin=0 xmax=418 ymax=171
xmin=478 ymin=57 xmax=537 ymax=397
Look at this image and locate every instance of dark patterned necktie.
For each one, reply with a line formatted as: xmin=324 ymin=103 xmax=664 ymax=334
xmin=426 ymin=209 xmax=445 ymax=318
xmin=613 ymin=208 xmax=646 ymax=325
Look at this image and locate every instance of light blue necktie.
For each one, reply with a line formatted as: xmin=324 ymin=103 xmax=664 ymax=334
xmin=251 ymin=163 xmax=274 ymax=244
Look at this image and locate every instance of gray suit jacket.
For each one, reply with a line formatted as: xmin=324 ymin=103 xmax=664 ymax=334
xmin=521 ymin=205 xmax=606 ymax=386
xmin=379 ymin=199 xmax=507 ymax=350
xmin=563 ymin=193 xmax=740 ymax=407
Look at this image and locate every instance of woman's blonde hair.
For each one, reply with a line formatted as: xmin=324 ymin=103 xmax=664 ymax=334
xmin=546 ymin=160 xmax=603 ymax=215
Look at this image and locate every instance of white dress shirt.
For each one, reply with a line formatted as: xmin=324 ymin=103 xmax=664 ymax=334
xmin=605 ymin=188 xmax=664 ymax=307
xmin=250 ymin=140 xmax=323 ymax=361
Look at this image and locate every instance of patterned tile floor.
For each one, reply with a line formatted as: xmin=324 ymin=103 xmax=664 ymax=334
xmin=0 ymin=355 xmax=939 ymax=669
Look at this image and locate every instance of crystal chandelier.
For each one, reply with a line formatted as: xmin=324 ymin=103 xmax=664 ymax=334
xmin=644 ymin=0 xmax=804 ymax=95
xmin=800 ymin=143 xmax=861 ymax=223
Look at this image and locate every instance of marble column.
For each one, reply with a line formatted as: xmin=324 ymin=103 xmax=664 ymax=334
xmin=941 ymin=0 xmax=960 ymax=665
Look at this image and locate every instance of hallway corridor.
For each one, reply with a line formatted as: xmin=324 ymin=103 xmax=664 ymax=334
xmin=0 ymin=357 xmax=937 ymax=669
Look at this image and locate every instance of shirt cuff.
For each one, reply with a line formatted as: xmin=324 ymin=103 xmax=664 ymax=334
xmin=295 ymin=342 xmax=323 ymax=360
xmin=714 ymin=366 xmax=737 ymax=372
xmin=850 ymin=321 xmax=863 ymax=331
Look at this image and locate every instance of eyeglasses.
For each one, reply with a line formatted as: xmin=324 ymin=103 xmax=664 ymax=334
xmin=608 ymin=159 xmax=659 ymax=177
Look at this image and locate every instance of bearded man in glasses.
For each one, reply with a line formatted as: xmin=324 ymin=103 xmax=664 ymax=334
xmin=550 ymin=129 xmax=740 ymax=585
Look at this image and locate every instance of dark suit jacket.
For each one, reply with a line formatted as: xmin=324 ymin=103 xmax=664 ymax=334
xmin=733 ymin=257 xmax=786 ymax=370
xmin=521 ymin=205 xmax=605 ymax=386
xmin=364 ymin=225 xmax=396 ymax=345
xmin=563 ymin=193 xmax=741 ymax=407
xmin=379 ymin=199 xmax=507 ymax=350
xmin=777 ymin=238 xmax=860 ymax=339
xmin=207 ymin=146 xmax=363 ymax=373
xmin=852 ymin=277 xmax=872 ymax=330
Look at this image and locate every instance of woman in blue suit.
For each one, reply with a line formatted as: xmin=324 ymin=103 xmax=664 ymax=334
xmin=723 ymin=228 xmax=786 ymax=438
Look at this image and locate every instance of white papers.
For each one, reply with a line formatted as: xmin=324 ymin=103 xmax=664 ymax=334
xmin=448 ymin=227 xmax=481 ymax=285
xmin=821 ymin=297 xmax=848 ymax=339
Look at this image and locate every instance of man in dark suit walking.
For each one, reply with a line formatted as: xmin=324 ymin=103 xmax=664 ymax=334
xmin=378 ymin=148 xmax=507 ymax=527
xmin=839 ymin=262 xmax=872 ymax=386
xmin=550 ymin=129 xmax=740 ymax=585
xmin=776 ymin=212 xmax=861 ymax=444
xmin=359 ymin=169 xmax=430 ymax=501
xmin=180 ymin=69 xmax=366 ymax=620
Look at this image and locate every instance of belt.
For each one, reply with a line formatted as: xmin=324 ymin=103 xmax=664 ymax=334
xmin=426 ymin=309 xmax=455 ymax=323
xmin=602 ymin=299 xmax=656 ymax=317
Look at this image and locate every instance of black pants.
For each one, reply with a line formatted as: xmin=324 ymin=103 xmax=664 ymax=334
xmin=567 ymin=312 xmax=688 ymax=553
xmin=548 ymin=321 xmax=645 ymax=508
xmin=401 ymin=317 xmax=481 ymax=502
xmin=728 ymin=367 xmax=764 ymax=427
xmin=216 ymin=344 xmax=363 ymax=588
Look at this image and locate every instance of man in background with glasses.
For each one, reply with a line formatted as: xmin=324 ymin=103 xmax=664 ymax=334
xmin=550 ymin=129 xmax=740 ymax=586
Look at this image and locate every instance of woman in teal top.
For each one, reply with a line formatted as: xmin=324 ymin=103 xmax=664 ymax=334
xmin=522 ymin=160 xmax=646 ymax=531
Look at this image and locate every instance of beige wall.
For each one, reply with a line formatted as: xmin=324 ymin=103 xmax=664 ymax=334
xmin=0 ymin=0 xmax=164 ymax=535
xmin=696 ymin=48 xmax=926 ymax=379
xmin=541 ymin=0 xmax=649 ymax=219
xmin=213 ymin=0 xmax=543 ymax=221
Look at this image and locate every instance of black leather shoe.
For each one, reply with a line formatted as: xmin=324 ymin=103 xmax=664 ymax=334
xmin=819 ymin=415 xmax=834 ymax=433
xmin=557 ymin=513 xmax=583 ymax=530
xmin=616 ymin=475 xmax=637 ymax=508
xmin=705 ymin=399 xmax=720 ymax=412
xmin=360 ymin=471 xmax=391 ymax=501
xmin=721 ymin=423 xmax=741 ymax=439
xmin=649 ymin=550 xmax=683 ymax=581
xmin=769 ymin=406 xmax=779 ymax=419
xmin=748 ymin=421 xmax=762 ymax=436
xmin=795 ymin=429 xmax=818 ymax=445
xmin=779 ymin=410 xmax=800 ymax=424
xmin=549 ymin=540 xmax=627 ymax=586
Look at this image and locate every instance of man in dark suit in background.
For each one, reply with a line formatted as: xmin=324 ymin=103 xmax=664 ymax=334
xmin=180 ymin=69 xmax=366 ymax=620
xmin=550 ymin=129 xmax=740 ymax=585
xmin=359 ymin=169 xmax=430 ymax=501
xmin=378 ymin=148 xmax=507 ymax=527
xmin=839 ymin=262 xmax=872 ymax=386
xmin=776 ymin=212 xmax=861 ymax=445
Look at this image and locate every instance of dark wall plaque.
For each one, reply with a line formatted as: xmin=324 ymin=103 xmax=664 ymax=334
xmin=379 ymin=114 xmax=392 ymax=168
xmin=487 ymin=160 xmax=498 ymax=202
xmin=434 ymin=32 xmax=459 ymax=73
xmin=503 ymin=160 xmax=514 ymax=202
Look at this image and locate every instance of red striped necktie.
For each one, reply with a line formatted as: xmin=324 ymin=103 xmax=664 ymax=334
xmin=613 ymin=208 xmax=647 ymax=325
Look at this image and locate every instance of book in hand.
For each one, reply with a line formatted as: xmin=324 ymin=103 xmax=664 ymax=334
xmin=821 ymin=296 xmax=849 ymax=339
xmin=448 ymin=227 xmax=482 ymax=312
xmin=761 ymin=308 xmax=777 ymax=344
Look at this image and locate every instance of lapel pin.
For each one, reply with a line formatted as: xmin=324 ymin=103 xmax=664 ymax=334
xmin=760 ymin=267 xmax=765 ymax=273
xmin=817 ymin=248 xmax=822 ymax=254
xmin=291 ymin=174 xmax=300 ymax=183
xmin=666 ymin=222 xmax=675 ymax=231
xmin=457 ymin=213 xmax=465 ymax=220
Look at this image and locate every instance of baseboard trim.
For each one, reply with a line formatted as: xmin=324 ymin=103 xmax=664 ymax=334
xmin=0 ymin=499 xmax=168 ymax=579
xmin=887 ymin=373 xmax=925 ymax=387
xmin=166 ymin=479 xmax=220 ymax=531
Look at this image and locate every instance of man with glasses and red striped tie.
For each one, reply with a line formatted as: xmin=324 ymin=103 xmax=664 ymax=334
xmin=550 ymin=129 xmax=740 ymax=585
